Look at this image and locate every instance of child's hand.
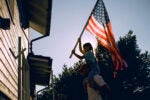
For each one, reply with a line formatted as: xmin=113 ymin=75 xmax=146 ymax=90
xmin=71 ymin=49 xmax=75 ymax=54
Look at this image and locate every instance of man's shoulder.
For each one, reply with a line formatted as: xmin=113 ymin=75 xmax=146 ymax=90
xmin=94 ymin=74 xmax=103 ymax=79
xmin=93 ymin=74 xmax=106 ymax=86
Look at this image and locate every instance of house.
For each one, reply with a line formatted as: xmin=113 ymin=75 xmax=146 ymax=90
xmin=0 ymin=0 xmax=52 ymax=100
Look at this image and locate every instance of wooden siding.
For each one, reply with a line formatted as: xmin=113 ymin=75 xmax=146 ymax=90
xmin=0 ymin=0 xmax=29 ymax=99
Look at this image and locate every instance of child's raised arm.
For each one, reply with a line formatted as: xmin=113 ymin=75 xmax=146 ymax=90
xmin=78 ymin=37 xmax=85 ymax=54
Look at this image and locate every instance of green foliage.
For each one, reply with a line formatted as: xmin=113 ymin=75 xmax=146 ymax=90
xmin=54 ymin=63 xmax=87 ymax=100
xmin=95 ymin=30 xmax=150 ymax=100
xmin=117 ymin=31 xmax=150 ymax=93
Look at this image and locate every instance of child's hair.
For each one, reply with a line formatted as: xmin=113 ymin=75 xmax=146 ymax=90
xmin=83 ymin=43 xmax=93 ymax=51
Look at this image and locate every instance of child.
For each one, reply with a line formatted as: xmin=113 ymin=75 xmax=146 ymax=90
xmin=72 ymin=37 xmax=100 ymax=81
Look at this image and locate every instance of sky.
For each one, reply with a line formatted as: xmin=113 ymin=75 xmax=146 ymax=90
xmin=30 ymin=0 xmax=150 ymax=90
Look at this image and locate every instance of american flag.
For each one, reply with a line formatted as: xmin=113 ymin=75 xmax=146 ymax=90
xmin=86 ymin=0 xmax=127 ymax=78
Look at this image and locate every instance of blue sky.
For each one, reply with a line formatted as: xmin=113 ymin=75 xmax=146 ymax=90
xmin=31 ymin=0 xmax=150 ymax=79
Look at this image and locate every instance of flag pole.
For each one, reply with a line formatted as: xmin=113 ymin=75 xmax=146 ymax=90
xmin=69 ymin=0 xmax=98 ymax=58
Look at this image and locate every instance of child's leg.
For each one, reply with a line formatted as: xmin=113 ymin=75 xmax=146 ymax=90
xmin=88 ymin=67 xmax=98 ymax=80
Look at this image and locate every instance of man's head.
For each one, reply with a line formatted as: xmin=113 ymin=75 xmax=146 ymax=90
xmin=79 ymin=64 xmax=90 ymax=77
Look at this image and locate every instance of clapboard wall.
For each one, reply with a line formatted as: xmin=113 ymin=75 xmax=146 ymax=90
xmin=0 ymin=0 xmax=29 ymax=99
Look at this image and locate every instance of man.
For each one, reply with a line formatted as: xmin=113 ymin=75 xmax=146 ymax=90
xmin=79 ymin=64 xmax=110 ymax=100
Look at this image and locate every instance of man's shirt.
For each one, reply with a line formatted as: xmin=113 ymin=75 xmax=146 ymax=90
xmin=87 ymin=75 xmax=106 ymax=100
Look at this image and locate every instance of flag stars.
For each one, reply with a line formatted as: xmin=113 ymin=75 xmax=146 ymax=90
xmin=92 ymin=0 xmax=109 ymax=26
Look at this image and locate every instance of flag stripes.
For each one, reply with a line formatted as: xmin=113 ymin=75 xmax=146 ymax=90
xmin=85 ymin=0 xmax=127 ymax=76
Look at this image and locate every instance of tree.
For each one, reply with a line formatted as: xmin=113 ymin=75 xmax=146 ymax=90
xmin=54 ymin=64 xmax=87 ymax=100
xmin=117 ymin=31 xmax=150 ymax=99
xmin=95 ymin=30 xmax=150 ymax=100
